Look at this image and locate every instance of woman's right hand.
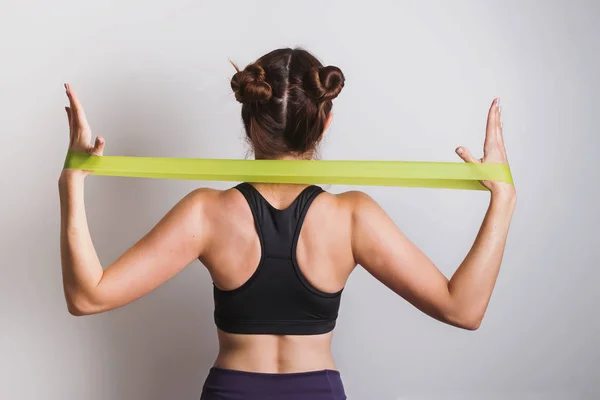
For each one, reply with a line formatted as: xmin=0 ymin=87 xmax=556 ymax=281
xmin=455 ymin=98 xmax=515 ymax=196
xmin=64 ymin=83 xmax=105 ymax=156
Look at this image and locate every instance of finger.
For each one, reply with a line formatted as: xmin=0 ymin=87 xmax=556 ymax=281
xmin=65 ymin=106 xmax=72 ymax=125
xmin=65 ymin=107 xmax=74 ymax=146
xmin=65 ymin=84 xmax=78 ymax=129
xmin=484 ymin=99 xmax=500 ymax=156
xmin=89 ymin=136 xmax=105 ymax=156
xmin=455 ymin=146 xmax=480 ymax=163
xmin=495 ymin=102 xmax=509 ymax=159
xmin=498 ymin=104 xmax=505 ymax=142
xmin=485 ymin=98 xmax=499 ymax=142
xmin=66 ymin=83 xmax=88 ymax=125
xmin=65 ymin=106 xmax=75 ymax=132
xmin=497 ymin=108 xmax=505 ymax=144
xmin=65 ymin=83 xmax=91 ymax=130
xmin=495 ymin=104 xmax=501 ymax=140
xmin=65 ymin=106 xmax=72 ymax=127
xmin=65 ymin=83 xmax=75 ymax=111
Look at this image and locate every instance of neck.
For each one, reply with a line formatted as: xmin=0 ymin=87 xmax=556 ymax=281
xmin=255 ymin=151 xmax=316 ymax=161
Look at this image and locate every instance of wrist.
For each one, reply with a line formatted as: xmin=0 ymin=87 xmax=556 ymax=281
xmin=59 ymin=168 xmax=87 ymax=187
xmin=490 ymin=185 xmax=517 ymax=207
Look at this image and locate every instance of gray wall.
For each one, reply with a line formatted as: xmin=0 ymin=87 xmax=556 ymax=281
xmin=1 ymin=0 xmax=598 ymax=399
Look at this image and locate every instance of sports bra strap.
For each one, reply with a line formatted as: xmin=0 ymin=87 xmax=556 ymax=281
xmin=234 ymin=183 xmax=323 ymax=259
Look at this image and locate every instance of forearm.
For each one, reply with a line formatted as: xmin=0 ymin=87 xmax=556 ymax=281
xmin=447 ymin=189 xmax=516 ymax=328
xmin=59 ymin=170 xmax=104 ymax=312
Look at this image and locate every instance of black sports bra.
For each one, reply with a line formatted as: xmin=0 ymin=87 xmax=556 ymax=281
xmin=212 ymin=182 xmax=343 ymax=335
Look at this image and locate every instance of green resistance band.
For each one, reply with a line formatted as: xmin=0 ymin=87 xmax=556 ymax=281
xmin=64 ymin=150 xmax=513 ymax=191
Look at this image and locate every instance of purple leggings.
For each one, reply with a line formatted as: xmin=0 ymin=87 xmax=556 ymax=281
xmin=200 ymin=366 xmax=347 ymax=400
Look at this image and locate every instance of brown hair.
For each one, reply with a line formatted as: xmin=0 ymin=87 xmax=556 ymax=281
xmin=230 ymin=48 xmax=345 ymax=159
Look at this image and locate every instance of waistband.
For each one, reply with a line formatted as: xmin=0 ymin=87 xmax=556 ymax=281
xmin=201 ymin=366 xmax=346 ymax=399
xmin=211 ymin=365 xmax=341 ymax=378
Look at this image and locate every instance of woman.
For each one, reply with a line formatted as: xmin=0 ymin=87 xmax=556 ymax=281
xmin=59 ymin=47 xmax=516 ymax=399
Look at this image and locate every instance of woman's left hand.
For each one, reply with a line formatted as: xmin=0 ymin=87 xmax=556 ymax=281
xmin=61 ymin=83 xmax=105 ymax=179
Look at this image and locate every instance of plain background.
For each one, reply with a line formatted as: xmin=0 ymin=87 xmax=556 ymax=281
xmin=1 ymin=0 xmax=598 ymax=399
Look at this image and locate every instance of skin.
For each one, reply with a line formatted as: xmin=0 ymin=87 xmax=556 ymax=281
xmin=59 ymin=83 xmax=516 ymax=373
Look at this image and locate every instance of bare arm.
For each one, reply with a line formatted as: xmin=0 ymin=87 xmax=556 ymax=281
xmin=58 ymin=84 xmax=210 ymax=315
xmin=351 ymin=98 xmax=516 ymax=330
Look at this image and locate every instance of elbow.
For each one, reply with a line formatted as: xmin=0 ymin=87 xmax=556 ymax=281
xmin=67 ymin=302 xmax=87 ymax=316
xmin=64 ymin=290 xmax=99 ymax=316
xmin=444 ymin=309 xmax=484 ymax=331
xmin=459 ymin=316 xmax=482 ymax=331
xmin=66 ymin=298 xmax=93 ymax=316
xmin=441 ymin=295 xmax=488 ymax=330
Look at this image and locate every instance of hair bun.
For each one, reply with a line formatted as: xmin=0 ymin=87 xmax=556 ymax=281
xmin=308 ymin=65 xmax=345 ymax=103
xmin=230 ymin=63 xmax=273 ymax=104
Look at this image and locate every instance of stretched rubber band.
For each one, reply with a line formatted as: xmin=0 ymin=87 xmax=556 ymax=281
xmin=64 ymin=150 xmax=513 ymax=191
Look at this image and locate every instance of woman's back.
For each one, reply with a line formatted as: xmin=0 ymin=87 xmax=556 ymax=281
xmin=58 ymin=46 xmax=514 ymax=399
xmin=199 ymin=182 xmax=357 ymax=373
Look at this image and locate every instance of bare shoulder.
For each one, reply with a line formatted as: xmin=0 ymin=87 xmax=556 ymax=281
xmin=332 ymin=190 xmax=391 ymax=239
xmin=184 ymin=186 xmax=253 ymax=205
xmin=297 ymin=189 xmax=380 ymax=226
xmin=161 ymin=188 xmax=234 ymax=232
xmin=187 ymin=187 xmax=379 ymax=221
xmin=185 ymin=187 xmax=222 ymax=200
xmin=175 ymin=187 xmax=221 ymax=213
xmin=335 ymin=190 xmax=372 ymax=203
xmin=333 ymin=190 xmax=379 ymax=214
xmin=192 ymin=186 xmax=258 ymax=229
xmin=307 ymin=189 xmax=380 ymax=235
xmin=183 ymin=187 xmax=245 ymax=216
